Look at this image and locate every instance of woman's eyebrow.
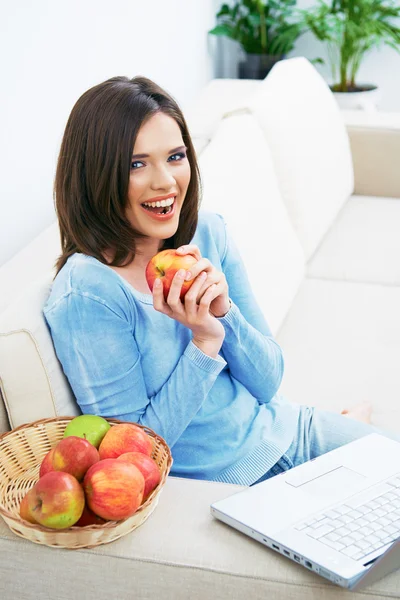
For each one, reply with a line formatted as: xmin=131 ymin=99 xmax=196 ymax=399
xmin=131 ymin=145 xmax=187 ymax=159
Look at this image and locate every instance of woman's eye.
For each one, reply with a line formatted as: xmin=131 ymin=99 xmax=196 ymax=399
xmin=168 ymin=152 xmax=187 ymax=162
xmin=131 ymin=152 xmax=186 ymax=171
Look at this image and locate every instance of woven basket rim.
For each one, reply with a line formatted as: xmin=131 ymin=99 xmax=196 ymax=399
xmin=0 ymin=415 xmax=173 ymax=534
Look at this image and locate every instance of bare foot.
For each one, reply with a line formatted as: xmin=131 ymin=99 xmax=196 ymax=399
xmin=341 ymin=402 xmax=373 ymax=424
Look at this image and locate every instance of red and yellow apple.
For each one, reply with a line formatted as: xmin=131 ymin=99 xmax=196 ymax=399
xmin=39 ymin=436 xmax=100 ymax=481
xmin=39 ymin=448 xmax=56 ymax=478
xmin=21 ymin=471 xmax=85 ymax=529
xmin=98 ymin=423 xmax=152 ymax=460
xmin=19 ymin=489 xmax=38 ymax=524
xmin=145 ymin=249 xmax=197 ymax=301
xmin=83 ymin=458 xmax=145 ymax=520
xmin=117 ymin=452 xmax=161 ymax=499
xmin=74 ymin=504 xmax=107 ymax=527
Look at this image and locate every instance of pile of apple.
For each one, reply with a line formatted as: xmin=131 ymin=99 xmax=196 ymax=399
xmin=19 ymin=415 xmax=161 ymax=530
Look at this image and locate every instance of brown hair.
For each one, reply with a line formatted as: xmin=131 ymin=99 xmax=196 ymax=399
xmin=54 ymin=76 xmax=201 ymax=275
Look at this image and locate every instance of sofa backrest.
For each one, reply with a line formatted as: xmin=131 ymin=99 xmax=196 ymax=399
xmin=0 ymin=275 xmax=80 ymax=432
xmin=247 ymin=57 xmax=354 ymax=260
xmin=198 ymin=112 xmax=305 ymax=335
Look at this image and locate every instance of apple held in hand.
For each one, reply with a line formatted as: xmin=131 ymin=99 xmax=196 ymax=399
xmin=83 ymin=459 xmax=145 ymax=520
xmin=145 ymin=249 xmax=197 ymax=301
xmin=117 ymin=452 xmax=161 ymax=499
xmin=63 ymin=414 xmax=111 ymax=448
xmin=21 ymin=471 xmax=85 ymax=529
xmin=99 ymin=423 xmax=153 ymax=460
xmin=39 ymin=436 xmax=100 ymax=481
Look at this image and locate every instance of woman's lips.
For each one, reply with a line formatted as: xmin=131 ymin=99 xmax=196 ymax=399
xmin=141 ymin=197 xmax=176 ymax=221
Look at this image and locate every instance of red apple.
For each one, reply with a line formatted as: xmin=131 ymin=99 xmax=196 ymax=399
xmin=39 ymin=448 xmax=55 ymax=478
xmin=74 ymin=504 xmax=107 ymax=527
xmin=145 ymin=249 xmax=197 ymax=301
xmin=83 ymin=459 xmax=145 ymax=520
xmin=39 ymin=436 xmax=100 ymax=481
xmin=23 ymin=471 xmax=85 ymax=529
xmin=19 ymin=489 xmax=38 ymax=524
xmin=98 ymin=423 xmax=152 ymax=460
xmin=117 ymin=452 xmax=161 ymax=499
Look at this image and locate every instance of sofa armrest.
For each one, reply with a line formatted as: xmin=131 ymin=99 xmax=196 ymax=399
xmin=342 ymin=110 xmax=400 ymax=198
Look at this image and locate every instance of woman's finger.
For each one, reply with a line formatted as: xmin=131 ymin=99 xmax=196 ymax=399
xmin=152 ymin=279 xmax=172 ymax=316
xmin=185 ymin=257 xmax=212 ymax=282
xmin=198 ymin=284 xmax=219 ymax=318
xmin=166 ymin=269 xmax=186 ymax=312
xmin=175 ymin=244 xmax=202 ymax=260
xmin=184 ymin=271 xmax=208 ymax=316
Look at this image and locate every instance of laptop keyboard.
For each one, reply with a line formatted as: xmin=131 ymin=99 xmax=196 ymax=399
xmin=295 ymin=474 xmax=400 ymax=562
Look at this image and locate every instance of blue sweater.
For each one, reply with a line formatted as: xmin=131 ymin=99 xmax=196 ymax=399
xmin=43 ymin=210 xmax=299 ymax=485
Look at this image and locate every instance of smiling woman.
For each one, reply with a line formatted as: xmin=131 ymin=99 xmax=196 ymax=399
xmin=43 ymin=74 xmax=398 ymax=489
xmin=125 ymin=112 xmax=191 ymax=245
xmin=53 ymin=76 xmax=200 ymax=276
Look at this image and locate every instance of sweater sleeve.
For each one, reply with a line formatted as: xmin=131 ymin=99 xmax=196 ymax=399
xmin=217 ymin=220 xmax=284 ymax=402
xmin=45 ymin=291 xmax=226 ymax=448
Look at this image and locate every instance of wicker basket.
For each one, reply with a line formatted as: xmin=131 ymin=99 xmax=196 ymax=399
xmin=0 ymin=416 xmax=172 ymax=549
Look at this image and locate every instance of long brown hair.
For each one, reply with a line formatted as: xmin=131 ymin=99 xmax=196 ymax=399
xmin=54 ymin=76 xmax=201 ymax=275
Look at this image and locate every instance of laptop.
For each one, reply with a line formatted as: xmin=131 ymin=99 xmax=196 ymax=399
xmin=211 ymin=433 xmax=400 ymax=590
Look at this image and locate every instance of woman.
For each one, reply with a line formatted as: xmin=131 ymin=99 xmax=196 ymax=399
xmin=44 ymin=75 xmax=392 ymax=486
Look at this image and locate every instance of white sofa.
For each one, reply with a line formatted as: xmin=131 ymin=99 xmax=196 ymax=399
xmin=1 ymin=57 xmax=400 ymax=598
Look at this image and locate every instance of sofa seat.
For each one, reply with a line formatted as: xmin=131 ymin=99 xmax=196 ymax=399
xmin=276 ymin=278 xmax=400 ymax=433
xmin=1 ymin=476 xmax=399 ymax=600
xmin=307 ymin=195 xmax=400 ymax=285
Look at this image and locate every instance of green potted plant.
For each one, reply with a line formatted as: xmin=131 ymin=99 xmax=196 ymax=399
xmin=302 ymin=0 xmax=400 ymax=110
xmin=209 ymin=0 xmax=304 ymax=79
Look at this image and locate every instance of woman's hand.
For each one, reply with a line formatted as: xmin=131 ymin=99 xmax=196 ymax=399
xmin=175 ymin=244 xmax=231 ymax=318
xmin=152 ymin=261 xmax=225 ymax=358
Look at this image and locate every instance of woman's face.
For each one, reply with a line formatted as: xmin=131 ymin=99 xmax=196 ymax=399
xmin=126 ymin=112 xmax=191 ymax=250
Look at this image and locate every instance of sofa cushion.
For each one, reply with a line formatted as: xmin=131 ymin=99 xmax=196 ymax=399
xmin=0 ymin=275 xmax=80 ymax=429
xmin=307 ymin=195 xmax=400 ymax=285
xmin=1 ymin=476 xmax=399 ymax=599
xmin=276 ymin=278 xmax=400 ymax=433
xmin=198 ymin=112 xmax=305 ymax=335
xmin=248 ymin=57 xmax=354 ymax=260
xmin=0 ymin=389 xmax=10 ymax=434
xmin=185 ymin=78 xmax=262 ymax=139
xmin=0 ymin=221 xmax=60 ymax=314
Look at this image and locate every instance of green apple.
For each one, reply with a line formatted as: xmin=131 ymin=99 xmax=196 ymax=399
xmin=63 ymin=415 xmax=111 ymax=448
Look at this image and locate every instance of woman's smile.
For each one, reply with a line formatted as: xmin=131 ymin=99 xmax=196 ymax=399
xmin=141 ymin=193 xmax=177 ymax=219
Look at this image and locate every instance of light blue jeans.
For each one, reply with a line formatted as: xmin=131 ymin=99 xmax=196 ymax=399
xmin=254 ymin=405 xmax=400 ymax=485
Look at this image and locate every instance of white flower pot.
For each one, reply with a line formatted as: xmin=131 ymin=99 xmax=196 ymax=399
xmin=330 ymin=85 xmax=381 ymax=112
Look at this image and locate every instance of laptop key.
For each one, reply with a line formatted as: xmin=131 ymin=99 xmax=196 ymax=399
xmin=306 ymin=524 xmax=335 ymax=539
xmin=320 ymin=537 xmax=345 ymax=552
xmin=365 ymin=534 xmax=381 ymax=545
xmin=342 ymin=545 xmax=362 ymax=558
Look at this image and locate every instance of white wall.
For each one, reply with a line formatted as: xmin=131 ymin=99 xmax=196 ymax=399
xmin=0 ymin=0 xmax=220 ymax=267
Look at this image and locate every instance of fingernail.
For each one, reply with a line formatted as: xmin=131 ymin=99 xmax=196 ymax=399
xmin=200 ymin=272 xmax=207 ymax=279
xmin=185 ymin=271 xmax=192 ymax=280
xmin=177 ymin=269 xmax=185 ymax=278
xmin=154 ymin=279 xmax=161 ymax=287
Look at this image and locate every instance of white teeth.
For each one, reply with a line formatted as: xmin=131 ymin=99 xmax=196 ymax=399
xmin=142 ymin=197 xmax=175 ymax=208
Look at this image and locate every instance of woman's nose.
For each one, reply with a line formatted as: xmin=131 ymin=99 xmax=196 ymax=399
xmin=150 ymin=164 xmax=176 ymax=190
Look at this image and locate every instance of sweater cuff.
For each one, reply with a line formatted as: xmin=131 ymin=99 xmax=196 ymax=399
xmin=216 ymin=299 xmax=240 ymax=328
xmin=184 ymin=341 xmax=227 ymax=373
